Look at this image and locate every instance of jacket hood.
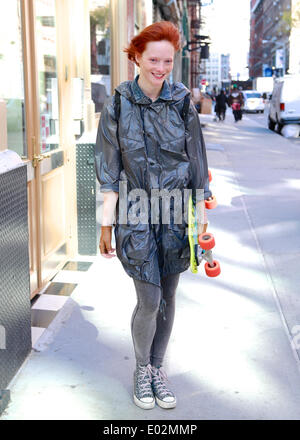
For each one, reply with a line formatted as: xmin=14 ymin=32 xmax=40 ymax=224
xmin=115 ymin=75 xmax=190 ymax=104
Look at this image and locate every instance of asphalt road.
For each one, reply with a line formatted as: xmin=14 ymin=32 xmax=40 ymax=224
xmin=243 ymin=102 xmax=300 ymax=146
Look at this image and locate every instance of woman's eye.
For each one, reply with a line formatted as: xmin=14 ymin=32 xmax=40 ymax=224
xmin=149 ymin=59 xmax=172 ymax=63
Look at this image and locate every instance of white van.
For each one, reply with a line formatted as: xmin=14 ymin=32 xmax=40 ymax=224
xmin=268 ymin=74 xmax=300 ymax=133
xmin=242 ymin=90 xmax=265 ymax=113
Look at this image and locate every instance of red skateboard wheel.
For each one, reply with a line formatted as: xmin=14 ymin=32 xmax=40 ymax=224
xmin=205 ymin=260 xmax=221 ymax=277
xmin=205 ymin=195 xmax=217 ymax=210
xmin=198 ymin=232 xmax=215 ymax=250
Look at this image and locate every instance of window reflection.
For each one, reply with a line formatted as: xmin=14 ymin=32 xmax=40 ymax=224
xmin=90 ymin=0 xmax=111 ymax=111
xmin=0 ymin=0 xmax=27 ymax=157
xmin=35 ymin=0 xmax=59 ymax=152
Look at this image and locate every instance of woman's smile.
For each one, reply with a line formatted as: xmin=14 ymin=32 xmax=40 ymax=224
xmin=151 ymin=73 xmax=165 ymax=79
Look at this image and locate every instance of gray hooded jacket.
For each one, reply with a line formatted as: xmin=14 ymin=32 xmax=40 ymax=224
xmin=95 ymin=74 xmax=211 ymax=287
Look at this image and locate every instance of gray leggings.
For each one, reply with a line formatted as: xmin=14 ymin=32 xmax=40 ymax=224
xmin=131 ymin=273 xmax=180 ymax=368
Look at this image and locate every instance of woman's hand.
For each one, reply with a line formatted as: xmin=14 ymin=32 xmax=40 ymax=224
xmin=99 ymin=226 xmax=116 ymax=258
xmin=99 ymin=191 xmax=119 ymax=258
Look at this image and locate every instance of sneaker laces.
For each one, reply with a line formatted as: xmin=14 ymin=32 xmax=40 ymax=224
xmin=136 ymin=363 xmax=153 ymax=395
xmin=151 ymin=366 xmax=174 ymax=398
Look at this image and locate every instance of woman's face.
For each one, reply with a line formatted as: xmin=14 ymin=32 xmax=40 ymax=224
xmin=135 ymin=40 xmax=174 ymax=87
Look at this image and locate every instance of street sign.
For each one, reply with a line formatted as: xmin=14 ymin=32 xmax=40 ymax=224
xmin=263 ymin=67 xmax=273 ymax=77
xmin=201 ymin=79 xmax=206 ymax=85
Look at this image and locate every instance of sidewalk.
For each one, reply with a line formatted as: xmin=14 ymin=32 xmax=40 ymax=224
xmin=2 ymin=112 xmax=300 ymax=420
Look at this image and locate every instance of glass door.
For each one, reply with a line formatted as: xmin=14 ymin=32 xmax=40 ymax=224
xmin=35 ymin=0 xmax=60 ymax=153
xmin=19 ymin=0 xmax=74 ymax=297
xmin=34 ymin=0 xmax=70 ymax=286
xmin=0 ymin=0 xmax=27 ymax=157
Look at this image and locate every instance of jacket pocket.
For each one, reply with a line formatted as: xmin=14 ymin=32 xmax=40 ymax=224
xmin=116 ymin=223 xmax=150 ymax=264
xmin=160 ymin=135 xmax=186 ymax=155
xmin=165 ymin=222 xmax=190 ymax=260
xmin=119 ymin=136 xmax=144 ymax=154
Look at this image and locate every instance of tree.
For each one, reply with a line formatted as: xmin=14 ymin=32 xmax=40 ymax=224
xmin=282 ymin=1 xmax=300 ymax=30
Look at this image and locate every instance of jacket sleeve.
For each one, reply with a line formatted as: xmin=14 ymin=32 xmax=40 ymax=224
xmin=185 ymin=98 xmax=212 ymax=201
xmin=95 ymin=95 xmax=122 ymax=193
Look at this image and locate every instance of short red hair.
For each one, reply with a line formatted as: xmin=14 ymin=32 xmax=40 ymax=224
xmin=123 ymin=21 xmax=181 ymax=66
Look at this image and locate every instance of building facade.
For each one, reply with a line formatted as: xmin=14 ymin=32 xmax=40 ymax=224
xmin=249 ymin=0 xmax=264 ymax=78
xmin=199 ymin=52 xmax=230 ymax=92
xmin=187 ymin=0 xmax=202 ymax=89
xmin=204 ymin=52 xmax=221 ymax=91
xmin=249 ymin=0 xmax=292 ymax=78
xmin=221 ymin=54 xmax=230 ymax=83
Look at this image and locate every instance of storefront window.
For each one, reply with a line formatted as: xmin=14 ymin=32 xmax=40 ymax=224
xmin=0 ymin=0 xmax=27 ymax=157
xmin=35 ymin=0 xmax=60 ymax=152
xmin=134 ymin=0 xmax=141 ymax=79
xmin=90 ymin=0 xmax=111 ymax=110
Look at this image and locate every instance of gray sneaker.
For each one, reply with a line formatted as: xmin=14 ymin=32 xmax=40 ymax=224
xmin=151 ymin=365 xmax=176 ymax=409
xmin=133 ymin=363 xmax=155 ymax=409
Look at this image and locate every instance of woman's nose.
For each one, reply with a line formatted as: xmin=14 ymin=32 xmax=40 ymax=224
xmin=157 ymin=62 xmax=165 ymax=71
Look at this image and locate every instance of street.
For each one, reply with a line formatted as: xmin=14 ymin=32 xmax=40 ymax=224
xmin=2 ymin=111 xmax=300 ymax=420
xmin=243 ymin=102 xmax=300 ymax=146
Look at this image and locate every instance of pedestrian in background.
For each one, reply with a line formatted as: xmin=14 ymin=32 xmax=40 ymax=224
xmin=228 ymin=84 xmax=244 ymax=122
xmin=95 ymin=21 xmax=212 ymax=411
xmin=215 ymin=89 xmax=228 ymax=121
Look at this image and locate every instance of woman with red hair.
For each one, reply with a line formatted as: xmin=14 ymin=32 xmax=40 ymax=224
xmin=95 ymin=21 xmax=211 ymax=410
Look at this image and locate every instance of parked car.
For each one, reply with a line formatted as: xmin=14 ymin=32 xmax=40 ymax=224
xmin=268 ymin=74 xmax=300 ymax=133
xmin=242 ymin=90 xmax=265 ymax=113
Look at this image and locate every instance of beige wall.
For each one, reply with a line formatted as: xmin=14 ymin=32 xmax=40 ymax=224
xmin=110 ymin=0 xmax=129 ymax=92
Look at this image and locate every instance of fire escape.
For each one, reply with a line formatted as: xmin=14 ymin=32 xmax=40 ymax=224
xmin=187 ymin=0 xmax=202 ymax=88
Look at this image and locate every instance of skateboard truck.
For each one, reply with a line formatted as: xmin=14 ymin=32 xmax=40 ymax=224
xmin=200 ymin=170 xmax=220 ymax=276
xmin=198 ymin=232 xmax=221 ymax=277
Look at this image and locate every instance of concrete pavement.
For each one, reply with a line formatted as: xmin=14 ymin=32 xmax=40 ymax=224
xmin=2 ymin=111 xmax=300 ymax=420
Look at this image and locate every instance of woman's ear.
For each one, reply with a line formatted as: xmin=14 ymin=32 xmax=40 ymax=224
xmin=135 ymin=53 xmax=140 ymax=67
